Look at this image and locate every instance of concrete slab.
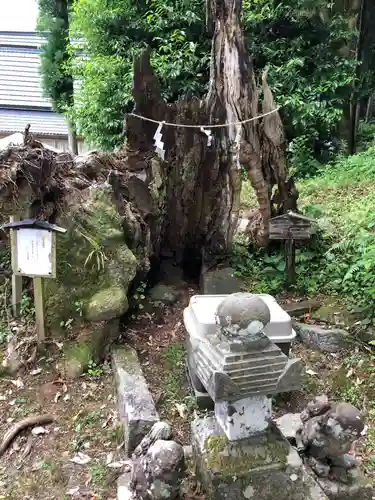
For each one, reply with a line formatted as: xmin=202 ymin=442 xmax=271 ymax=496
xmin=112 ymin=345 xmax=159 ymax=457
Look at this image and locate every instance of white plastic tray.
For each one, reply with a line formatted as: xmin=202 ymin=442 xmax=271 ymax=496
xmin=183 ymin=293 xmax=296 ymax=344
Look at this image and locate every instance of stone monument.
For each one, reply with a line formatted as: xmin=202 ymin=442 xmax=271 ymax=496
xmin=186 ymin=293 xmax=371 ymax=500
xmin=120 ymin=422 xmax=185 ymax=500
xmin=188 ymin=293 xmax=322 ymax=500
xmin=190 ymin=293 xmax=303 ymax=440
xmin=185 ymin=292 xmax=297 ymax=409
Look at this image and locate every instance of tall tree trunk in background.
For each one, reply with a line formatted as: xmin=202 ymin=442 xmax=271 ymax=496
xmin=68 ymin=120 xmax=79 ymax=155
xmin=348 ymin=0 xmax=367 ymax=155
xmin=365 ymin=94 xmax=373 ymax=121
xmin=123 ymin=0 xmax=296 ymax=275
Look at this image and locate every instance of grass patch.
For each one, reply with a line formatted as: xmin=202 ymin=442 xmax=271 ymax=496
xmin=238 ymin=147 xmax=375 ymax=323
xmin=161 ymin=344 xmax=186 ymax=402
xmin=107 ymin=423 xmax=124 ymax=445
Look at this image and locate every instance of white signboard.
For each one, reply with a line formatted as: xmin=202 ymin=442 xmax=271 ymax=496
xmin=15 ymin=228 xmax=53 ymax=276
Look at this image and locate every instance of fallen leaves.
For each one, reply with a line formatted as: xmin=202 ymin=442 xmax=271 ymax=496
xmin=175 ymin=403 xmax=187 ymax=418
xmin=30 ymin=368 xmax=42 ymax=376
xmin=305 ymin=369 xmax=318 ymax=376
xmin=10 ymin=379 xmax=24 ymax=389
xmin=106 ymin=452 xmax=131 ymax=470
xmin=69 ymin=452 xmax=92 ymax=465
xmin=31 ymin=426 xmax=49 ymax=436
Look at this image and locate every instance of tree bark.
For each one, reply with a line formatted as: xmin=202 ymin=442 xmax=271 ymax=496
xmin=365 ymin=94 xmax=373 ymax=121
xmin=68 ymin=120 xmax=79 ymax=155
xmin=122 ymin=0 xmax=297 ymax=274
xmin=348 ymin=0 xmax=367 ymax=155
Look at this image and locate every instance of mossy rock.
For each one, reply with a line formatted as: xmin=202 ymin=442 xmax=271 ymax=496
xmin=192 ymin=417 xmax=321 ymax=500
xmin=85 ymin=286 xmax=128 ymax=321
xmin=203 ymin=434 xmax=288 ymax=478
xmin=63 ymin=342 xmax=92 ymax=378
xmin=44 ymin=186 xmax=138 ymax=333
xmin=149 ymin=284 xmax=179 ymax=305
xmin=62 ymin=319 xmax=120 ymax=378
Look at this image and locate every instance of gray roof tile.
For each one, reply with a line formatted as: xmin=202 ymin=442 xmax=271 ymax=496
xmin=0 ymin=109 xmax=68 ymax=136
xmin=0 ymin=31 xmax=46 ymax=48
xmin=0 ymin=46 xmax=51 ymax=109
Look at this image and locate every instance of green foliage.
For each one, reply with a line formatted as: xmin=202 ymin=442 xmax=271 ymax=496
xmin=287 ymin=134 xmax=322 ymax=178
xmin=357 ymin=120 xmax=375 ymax=151
xmin=238 ymin=146 xmax=375 ymax=321
xmin=87 ymin=360 xmax=104 ymax=377
xmin=132 ymin=281 xmax=146 ymax=310
xmin=70 ymin=0 xmax=209 ymax=149
xmin=232 ymin=241 xmax=324 ymax=297
xmin=38 ymin=0 xmax=74 ymax=113
xmin=244 ymin=0 xmax=356 ymax=175
xmin=20 ymin=293 xmax=35 ymax=318
xmin=70 ymin=0 xmax=358 ymax=156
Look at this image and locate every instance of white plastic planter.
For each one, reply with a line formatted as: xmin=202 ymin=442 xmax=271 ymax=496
xmin=184 ymin=293 xmax=296 ymax=355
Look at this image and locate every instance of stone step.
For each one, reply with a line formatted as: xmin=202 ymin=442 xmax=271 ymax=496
xmin=112 ymin=345 xmax=159 ymax=458
xmin=117 ymin=472 xmax=132 ymax=500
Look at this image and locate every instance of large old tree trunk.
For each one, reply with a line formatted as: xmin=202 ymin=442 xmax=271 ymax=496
xmin=124 ymin=0 xmax=297 ymax=274
xmin=0 ymin=0 xmax=298 ymax=364
xmin=1 ymin=0 xmax=297 ymax=286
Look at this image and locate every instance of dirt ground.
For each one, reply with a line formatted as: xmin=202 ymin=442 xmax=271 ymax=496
xmin=0 ymin=354 xmax=123 ymax=500
xmin=125 ymin=285 xmax=198 ymax=446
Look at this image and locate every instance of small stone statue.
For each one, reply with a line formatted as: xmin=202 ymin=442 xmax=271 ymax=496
xmin=132 ymin=422 xmax=173 ymax=458
xmin=296 ymin=395 xmax=365 ymax=483
xmin=130 ymin=422 xmax=185 ymax=500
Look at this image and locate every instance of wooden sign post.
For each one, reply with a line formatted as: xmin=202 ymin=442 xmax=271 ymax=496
xmin=269 ymin=211 xmax=315 ymax=286
xmin=2 ymin=219 xmax=66 ymax=344
xmin=9 ymin=215 xmax=22 ymax=317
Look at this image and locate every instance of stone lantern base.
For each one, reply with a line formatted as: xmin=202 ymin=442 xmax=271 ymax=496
xmin=191 ymin=415 xmax=329 ymax=500
xmin=192 ymin=416 xmax=373 ymax=500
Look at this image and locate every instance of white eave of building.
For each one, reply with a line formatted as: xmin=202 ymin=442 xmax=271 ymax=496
xmin=0 ymin=31 xmax=69 ymax=137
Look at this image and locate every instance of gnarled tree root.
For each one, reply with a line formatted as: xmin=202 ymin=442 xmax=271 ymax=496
xmin=0 ymin=414 xmax=55 ymax=457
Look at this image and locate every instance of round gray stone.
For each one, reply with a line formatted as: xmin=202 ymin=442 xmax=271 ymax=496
xmin=216 ymin=293 xmax=271 ymax=330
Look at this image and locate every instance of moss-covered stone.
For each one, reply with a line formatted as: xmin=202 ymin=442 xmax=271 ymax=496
xmin=85 ymin=286 xmax=128 ymax=321
xmin=312 ymin=301 xmax=356 ymax=327
xmin=62 ymin=319 xmax=120 ymax=378
xmin=192 ymin=417 xmax=326 ymax=500
xmin=44 ymin=186 xmax=138 ymax=333
xmin=63 ymin=341 xmax=92 ymax=378
xmin=149 ymin=284 xmax=179 ymax=304
xmin=204 ymin=433 xmax=288 ymax=478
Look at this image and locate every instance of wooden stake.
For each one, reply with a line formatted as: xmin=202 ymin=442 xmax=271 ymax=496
xmin=33 ymin=277 xmax=45 ymax=343
xmin=285 ymin=239 xmax=296 ymax=286
xmin=10 ymin=215 xmax=22 ymax=316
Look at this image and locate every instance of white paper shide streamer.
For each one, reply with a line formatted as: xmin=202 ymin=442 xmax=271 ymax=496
xmin=200 ymin=127 xmax=213 ymax=147
xmin=235 ymin=123 xmax=242 ymax=169
xmin=153 ymin=122 xmax=165 ymax=160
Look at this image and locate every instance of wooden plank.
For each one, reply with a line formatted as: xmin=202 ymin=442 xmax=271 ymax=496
xmin=269 ymin=229 xmax=311 ymax=240
xmin=10 ymin=215 xmax=22 ymax=316
xmin=33 ymin=277 xmax=45 ymax=344
xmin=285 ymin=239 xmax=296 ymax=285
xmin=270 ymin=232 xmax=311 ymax=241
xmin=269 ymin=218 xmax=312 ymax=240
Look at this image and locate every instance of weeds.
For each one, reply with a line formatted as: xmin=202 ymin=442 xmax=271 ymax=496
xmin=20 ymin=293 xmax=35 ymax=318
xmin=132 ymin=281 xmax=146 ymax=310
xmin=87 ymin=360 xmax=104 ymax=377
xmin=76 ymin=228 xmax=108 ymax=272
xmin=162 ymin=344 xmax=186 ymax=402
xmin=239 ymin=146 xmax=375 ymax=324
